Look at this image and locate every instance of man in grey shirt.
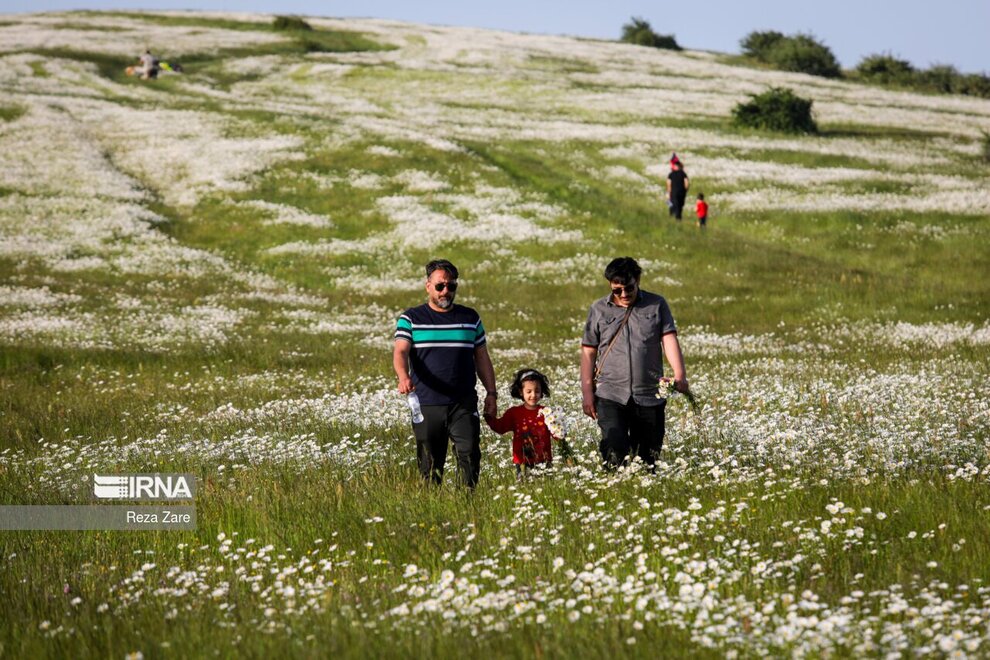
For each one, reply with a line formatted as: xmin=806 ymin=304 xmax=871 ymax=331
xmin=580 ymin=257 xmax=689 ymax=469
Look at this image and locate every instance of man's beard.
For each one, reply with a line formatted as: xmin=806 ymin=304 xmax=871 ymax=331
xmin=435 ymin=296 xmax=453 ymax=309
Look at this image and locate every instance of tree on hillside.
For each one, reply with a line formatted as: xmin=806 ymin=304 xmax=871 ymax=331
xmin=740 ymin=30 xmax=784 ymax=60
xmin=767 ymin=34 xmax=841 ymax=78
xmin=856 ymin=53 xmax=914 ymax=84
xmin=956 ymin=72 xmax=990 ymax=98
xmin=620 ymin=17 xmax=681 ymax=51
xmin=916 ymin=64 xmax=961 ymax=94
xmin=856 ymin=54 xmax=990 ymax=98
xmin=739 ymin=30 xmax=841 ymax=78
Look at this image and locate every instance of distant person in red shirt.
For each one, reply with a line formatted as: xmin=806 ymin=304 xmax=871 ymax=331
xmin=485 ymin=368 xmax=554 ymax=479
xmin=695 ymin=192 xmax=708 ymax=228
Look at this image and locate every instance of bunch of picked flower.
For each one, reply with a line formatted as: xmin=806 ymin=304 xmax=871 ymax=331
xmin=539 ymin=406 xmax=575 ymax=461
xmin=656 ymin=377 xmax=699 ymax=411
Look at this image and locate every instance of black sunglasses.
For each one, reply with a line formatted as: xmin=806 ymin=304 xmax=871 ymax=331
xmin=434 ymin=282 xmax=458 ymax=293
xmin=611 ymin=284 xmax=637 ymax=296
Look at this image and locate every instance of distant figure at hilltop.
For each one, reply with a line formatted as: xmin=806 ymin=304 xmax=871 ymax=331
xmin=665 ymin=153 xmax=689 ymax=220
xmin=136 ymin=49 xmax=159 ymax=80
xmin=126 ymin=49 xmax=183 ymax=80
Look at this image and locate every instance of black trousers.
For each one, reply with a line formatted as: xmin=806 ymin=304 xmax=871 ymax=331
xmin=414 ymin=401 xmax=481 ymax=487
xmin=595 ymin=397 xmax=666 ymax=468
xmin=669 ymin=192 xmax=686 ymax=219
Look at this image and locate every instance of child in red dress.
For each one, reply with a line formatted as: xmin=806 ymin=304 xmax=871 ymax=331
xmin=484 ymin=368 xmax=553 ymax=479
xmin=695 ymin=192 xmax=709 ymax=228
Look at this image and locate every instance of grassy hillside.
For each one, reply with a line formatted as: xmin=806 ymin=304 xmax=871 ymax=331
xmin=0 ymin=10 xmax=989 ymax=658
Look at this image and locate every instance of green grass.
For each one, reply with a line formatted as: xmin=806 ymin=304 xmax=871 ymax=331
xmin=19 ymin=48 xmax=133 ymax=83
xmin=0 ymin=105 xmax=26 ymax=122
xmin=697 ymin=145 xmax=886 ymax=171
xmin=45 ymin=22 xmax=130 ymax=32
xmin=23 ymin=23 xmax=391 ymax=91
xmin=101 ymin=10 xmax=394 ymax=52
xmin=527 ymin=54 xmax=600 ymax=75
xmin=1 ymin=455 xmax=986 ymax=656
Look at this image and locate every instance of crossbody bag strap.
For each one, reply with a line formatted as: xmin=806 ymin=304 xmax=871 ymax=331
xmin=594 ymin=304 xmax=634 ymax=382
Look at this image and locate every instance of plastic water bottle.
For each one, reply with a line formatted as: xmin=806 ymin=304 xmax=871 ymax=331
xmin=407 ymin=392 xmax=424 ymax=424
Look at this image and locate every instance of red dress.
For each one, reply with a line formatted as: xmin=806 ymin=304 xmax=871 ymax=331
xmin=485 ymin=405 xmax=553 ymax=465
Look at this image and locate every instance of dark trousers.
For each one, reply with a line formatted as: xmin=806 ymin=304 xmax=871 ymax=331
xmin=669 ymin=193 xmax=686 ymax=220
xmin=414 ymin=402 xmax=481 ymax=487
xmin=595 ymin=397 xmax=666 ymax=468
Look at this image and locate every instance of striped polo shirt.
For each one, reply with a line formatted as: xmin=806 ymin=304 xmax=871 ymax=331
xmin=395 ymin=303 xmax=487 ymax=405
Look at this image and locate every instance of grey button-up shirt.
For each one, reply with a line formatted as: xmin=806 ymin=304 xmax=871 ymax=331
xmin=582 ymin=290 xmax=677 ymax=406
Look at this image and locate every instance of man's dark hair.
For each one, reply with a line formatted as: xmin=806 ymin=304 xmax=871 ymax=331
xmin=604 ymin=257 xmax=641 ymax=284
xmin=425 ymin=259 xmax=458 ymax=279
xmin=509 ymin=368 xmax=550 ymax=400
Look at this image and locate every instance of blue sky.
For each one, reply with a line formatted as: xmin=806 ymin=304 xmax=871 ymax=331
xmin=5 ymin=0 xmax=988 ymax=73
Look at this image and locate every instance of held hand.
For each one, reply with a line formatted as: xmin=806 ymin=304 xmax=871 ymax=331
xmin=675 ymin=378 xmax=690 ymax=394
xmin=397 ymin=376 xmax=414 ymax=395
xmin=483 ymin=395 xmax=498 ymax=418
xmin=582 ymin=390 xmax=597 ymax=420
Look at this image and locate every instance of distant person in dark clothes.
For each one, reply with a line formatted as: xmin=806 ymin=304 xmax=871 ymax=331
xmin=666 ymin=153 xmax=689 ymax=220
xmin=695 ymin=192 xmax=708 ymax=228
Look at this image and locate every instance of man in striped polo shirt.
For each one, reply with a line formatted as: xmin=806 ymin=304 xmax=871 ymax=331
xmin=393 ymin=259 xmax=497 ymax=488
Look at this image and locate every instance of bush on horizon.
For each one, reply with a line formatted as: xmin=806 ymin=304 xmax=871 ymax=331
xmin=740 ymin=31 xmax=841 ymax=79
xmin=914 ymin=65 xmax=990 ymax=98
xmin=273 ymin=15 xmax=313 ymax=31
xmin=620 ymin=17 xmax=681 ymax=51
xmin=956 ymin=72 xmax=990 ymax=98
xmin=740 ymin=30 xmax=785 ymax=60
xmin=856 ymin=53 xmax=915 ymax=84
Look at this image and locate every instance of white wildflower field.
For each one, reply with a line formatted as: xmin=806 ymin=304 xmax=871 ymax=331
xmin=1 ymin=10 xmax=989 ymax=658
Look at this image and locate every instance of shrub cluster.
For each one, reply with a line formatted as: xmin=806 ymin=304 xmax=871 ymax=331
xmin=732 ymin=87 xmax=817 ymax=134
xmin=269 ymin=16 xmax=387 ymax=53
xmin=740 ymin=30 xmax=841 ymax=78
xmin=620 ymin=17 xmax=681 ymax=51
xmin=739 ymin=31 xmax=990 ymax=99
xmin=739 ymin=30 xmax=783 ymax=59
xmin=272 ymin=15 xmax=313 ymax=31
xmin=857 ymin=54 xmax=990 ymax=98
xmin=856 ymin=53 xmax=914 ymax=84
